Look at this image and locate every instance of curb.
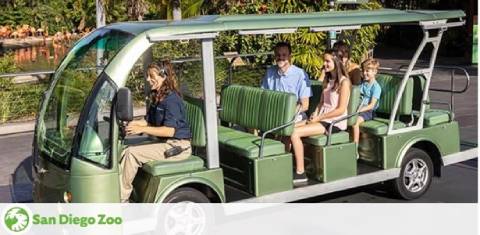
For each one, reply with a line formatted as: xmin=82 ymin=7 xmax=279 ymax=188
xmin=0 ymin=121 xmax=35 ymax=136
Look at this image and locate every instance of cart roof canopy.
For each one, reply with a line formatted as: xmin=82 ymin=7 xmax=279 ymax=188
xmin=105 ymin=8 xmax=465 ymax=36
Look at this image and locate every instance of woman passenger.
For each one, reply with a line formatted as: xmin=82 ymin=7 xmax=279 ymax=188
xmin=318 ymin=41 xmax=362 ymax=85
xmin=333 ymin=40 xmax=362 ymax=85
xmin=119 ymin=60 xmax=192 ymax=202
xmin=290 ymin=50 xmax=351 ymax=186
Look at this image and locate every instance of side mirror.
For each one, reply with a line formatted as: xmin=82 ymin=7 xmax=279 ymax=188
xmin=116 ymin=87 xmax=133 ymax=122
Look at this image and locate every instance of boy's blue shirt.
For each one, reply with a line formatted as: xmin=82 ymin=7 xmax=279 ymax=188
xmin=360 ymin=79 xmax=382 ymax=110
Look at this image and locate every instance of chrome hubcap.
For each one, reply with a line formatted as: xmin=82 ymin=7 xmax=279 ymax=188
xmin=403 ymin=158 xmax=429 ymax=193
xmin=165 ymin=202 xmax=206 ymax=235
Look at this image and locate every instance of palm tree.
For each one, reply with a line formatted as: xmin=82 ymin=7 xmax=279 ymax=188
xmin=150 ymin=0 xmax=204 ymax=20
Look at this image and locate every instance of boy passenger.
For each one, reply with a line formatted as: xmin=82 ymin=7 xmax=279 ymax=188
xmin=352 ymin=58 xmax=381 ymax=145
xmin=261 ymin=42 xmax=312 ymax=123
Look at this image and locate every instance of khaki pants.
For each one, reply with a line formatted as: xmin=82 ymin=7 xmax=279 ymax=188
xmin=119 ymin=139 xmax=192 ymax=202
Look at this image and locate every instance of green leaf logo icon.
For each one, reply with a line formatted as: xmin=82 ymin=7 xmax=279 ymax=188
xmin=2 ymin=205 xmax=32 ymax=234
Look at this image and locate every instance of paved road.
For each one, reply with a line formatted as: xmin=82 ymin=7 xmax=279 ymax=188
xmin=0 ymin=57 xmax=477 ymax=203
xmin=0 ymin=133 xmax=476 ymax=203
xmin=300 ymin=159 xmax=477 ymax=203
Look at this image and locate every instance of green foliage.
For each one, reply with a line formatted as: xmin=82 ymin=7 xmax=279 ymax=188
xmin=0 ymin=0 xmax=383 ymax=123
xmin=0 ymin=80 xmax=48 ymax=123
xmin=209 ymin=0 xmax=382 ymax=79
xmin=144 ymin=0 xmax=205 ymax=20
xmin=339 ymin=1 xmax=382 ymax=63
xmin=0 ymin=53 xmax=17 ymax=74
xmin=0 ymin=0 xmax=127 ymax=34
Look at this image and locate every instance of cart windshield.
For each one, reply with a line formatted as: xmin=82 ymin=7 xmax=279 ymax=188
xmin=38 ymin=28 xmax=134 ymax=167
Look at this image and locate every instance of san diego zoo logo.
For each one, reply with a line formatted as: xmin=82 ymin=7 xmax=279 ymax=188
xmin=2 ymin=204 xmax=33 ymax=234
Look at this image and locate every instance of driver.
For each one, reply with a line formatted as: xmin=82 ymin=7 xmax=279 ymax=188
xmin=119 ymin=60 xmax=192 ymax=203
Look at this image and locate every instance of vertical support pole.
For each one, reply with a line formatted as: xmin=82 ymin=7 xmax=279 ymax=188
xmin=387 ymin=25 xmax=445 ymax=135
xmin=328 ymin=0 xmax=336 ymax=48
xmin=96 ymin=0 xmax=106 ymax=75
xmin=143 ymin=47 xmax=153 ymax=113
xmin=417 ymin=29 xmax=444 ymax=128
xmin=387 ymin=30 xmax=429 ymax=134
xmin=202 ymin=39 xmax=220 ymax=169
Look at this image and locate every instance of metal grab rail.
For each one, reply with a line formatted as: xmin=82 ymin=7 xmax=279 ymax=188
xmin=428 ymin=65 xmax=470 ymax=94
xmin=326 ymin=110 xmax=362 ymax=146
xmin=397 ymin=64 xmax=471 ymax=122
xmin=258 ymin=107 xmax=301 ymax=159
xmin=396 ymin=65 xmax=471 ymax=94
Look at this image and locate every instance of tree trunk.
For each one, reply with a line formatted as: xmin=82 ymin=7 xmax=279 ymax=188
xmin=127 ymin=0 xmax=146 ymax=21
xmin=172 ymin=0 xmax=182 ymax=21
xmin=96 ymin=0 xmax=106 ymax=28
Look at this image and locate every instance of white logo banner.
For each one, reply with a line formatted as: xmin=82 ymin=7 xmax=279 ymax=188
xmin=0 ymin=203 xmax=477 ymax=235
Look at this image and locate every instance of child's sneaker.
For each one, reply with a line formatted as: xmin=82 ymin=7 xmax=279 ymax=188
xmin=293 ymin=172 xmax=308 ymax=186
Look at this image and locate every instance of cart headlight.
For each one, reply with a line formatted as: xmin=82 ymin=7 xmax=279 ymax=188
xmin=64 ymin=191 xmax=72 ymax=203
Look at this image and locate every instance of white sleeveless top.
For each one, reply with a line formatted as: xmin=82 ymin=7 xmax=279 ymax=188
xmin=318 ymin=77 xmax=349 ymax=130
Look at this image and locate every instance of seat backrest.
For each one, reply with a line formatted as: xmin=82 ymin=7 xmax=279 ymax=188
xmin=347 ymin=85 xmax=361 ymax=126
xmin=411 ymin=74 xmax=430 ymax=111
xmin=307 ymin=79 xmax=322 ymax=116
xmin=375 ymin=73 xmax=414 ymax=116
xmin=220 ymin=85 xmax=297 ymax=136
xmin=183 ymin=96 xmax=206 ymax=147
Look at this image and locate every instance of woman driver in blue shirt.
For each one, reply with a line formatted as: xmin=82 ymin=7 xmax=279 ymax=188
xmin=119 ymin=60 xmax=191 ymax=202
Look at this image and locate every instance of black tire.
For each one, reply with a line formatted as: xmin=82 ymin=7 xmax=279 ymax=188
xmin=163 ymin=187 xmax=210 ymax=203
xmin=391 ymin=148 xmax=434 ymax=200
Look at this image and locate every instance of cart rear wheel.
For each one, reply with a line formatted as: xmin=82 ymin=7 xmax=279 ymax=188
xmin=391 ymin=148 xmax=434 ymax=200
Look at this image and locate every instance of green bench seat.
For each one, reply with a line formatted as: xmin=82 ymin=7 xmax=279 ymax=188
xmin=304 ymin=131 xmax=350 ymax=146
xmin=218 ymin=85 xmax=295 ymax=196
xmin=142 ymin=155 xmax=205 ymax=176
xmin=360 ymin=73 xmax=414 ymax=135
xmin=217 ymin=125 xmax=252 ymax=142
xmin=360 ymin=118 xmax=407 ymax=135
xmin=220 ymin=136 xmax=285 ymax=159
xmin=218 ymin=126 xmax=285 ymax=158
xmin=219 ymin=85 xmax=297 ymax=159
xmin=414 ymin=109 xmax=451 ymax=127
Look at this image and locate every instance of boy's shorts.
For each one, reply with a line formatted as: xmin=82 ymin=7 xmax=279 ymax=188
xmin=359 ymin=110 xmax=375 ymax=121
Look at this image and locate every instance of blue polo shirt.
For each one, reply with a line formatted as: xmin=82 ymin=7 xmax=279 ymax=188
xmin=261 ymin=65 xmax=312 ymax=100
xmin=147 ymin=92 xmax=191 ymax=139
xmin=360 ymin=80 xmax=382 ymax=110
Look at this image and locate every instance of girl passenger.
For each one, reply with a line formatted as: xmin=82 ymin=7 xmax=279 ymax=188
xmin=290 ymin=50 xmax=351 ymax=186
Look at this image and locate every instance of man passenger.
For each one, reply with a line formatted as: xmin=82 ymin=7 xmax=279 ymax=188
xmin=261 ymin=42 xmax=312 ymax=123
